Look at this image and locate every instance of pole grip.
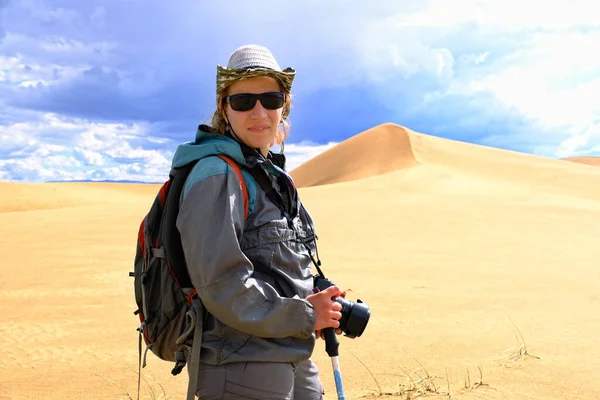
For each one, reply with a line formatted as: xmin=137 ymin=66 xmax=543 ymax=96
xmin=324 ymin=327 xmax=339 ymax=357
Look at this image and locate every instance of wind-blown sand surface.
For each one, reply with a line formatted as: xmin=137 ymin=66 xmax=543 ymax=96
xmin=561 ymin=156 xmax=600 ymax=167
xmin=2 ymin=123 xmax=600 ymax=399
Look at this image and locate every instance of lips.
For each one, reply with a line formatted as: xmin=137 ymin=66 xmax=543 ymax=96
xmin=248 ymin=125 xmax=269 ymax=133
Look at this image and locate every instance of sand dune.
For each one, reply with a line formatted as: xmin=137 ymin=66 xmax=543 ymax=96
xmin=0 ymin=182 xmax=91 ymax=213
xmin=561 ymin=156 xmax=600 ymax=167
xmin=3 ymin=123 xmax=600 ymax=399
xmin=0 ymin=181 xmax=159 ymax=213
xmin=292 ymin=124 xmax=600 ymax=198
xmin=290 ymin=123 xmax=418 ymax=188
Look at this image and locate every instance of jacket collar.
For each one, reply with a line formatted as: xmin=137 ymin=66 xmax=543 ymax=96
xmin=213 ymin=125 xmax=287 ymax=171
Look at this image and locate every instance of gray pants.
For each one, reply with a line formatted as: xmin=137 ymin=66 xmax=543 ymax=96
xmin=194 ymin=358 xmax=324 ymax=400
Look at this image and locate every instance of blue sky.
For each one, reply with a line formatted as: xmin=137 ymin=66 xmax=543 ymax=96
xmin=1 ymin=0 xmax=599 ymax=182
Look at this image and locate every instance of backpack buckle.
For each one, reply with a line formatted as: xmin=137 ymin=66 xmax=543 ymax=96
xmin=171 ymin=350 xmax=187 ymax=376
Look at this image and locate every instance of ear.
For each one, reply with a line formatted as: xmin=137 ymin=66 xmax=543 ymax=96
xmin=218 ymin=94 xmax=229 ymax=124
xmin=219 ymin=103 xmax=229 ymax=125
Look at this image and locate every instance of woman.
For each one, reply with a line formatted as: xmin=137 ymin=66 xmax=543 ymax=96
xmin=172 ymin=44 xmax=345 ymax=399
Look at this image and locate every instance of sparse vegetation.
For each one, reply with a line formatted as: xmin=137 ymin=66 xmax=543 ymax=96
xmin=354 ymin=350 xmax=452 ymax=399
xmin=504 ymin=318 xmax=540 ymax=362
xmin=93 ymin=373 xmax=133 ymax=400
xmin=95 ymin=327 xmax=543 ymax=400
xmin=464 ymin=365 xmax=488 ymax=392
xmin=94 ymin=368 xmax=169 ymax=400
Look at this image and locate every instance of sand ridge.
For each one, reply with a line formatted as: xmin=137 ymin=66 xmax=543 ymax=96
xmin=0 ymin=181 xmax=161 ymax=213
xmin=561 ymin=156 xmax=600 ymax=167
xmin=291 ymin=124 xmax=600 ymax=196
xmin=2 ymin=123 xmax=600 ymax=399
xmin=289 ymin=123 xmax=419 ymax=188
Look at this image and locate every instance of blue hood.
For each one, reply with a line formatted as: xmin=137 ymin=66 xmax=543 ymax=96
xmin=171 ymin=127 xmax=251 ymax=169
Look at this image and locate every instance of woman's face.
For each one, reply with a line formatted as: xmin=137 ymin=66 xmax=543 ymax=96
xmin=223 ymin=76 xmax=284 ymax=156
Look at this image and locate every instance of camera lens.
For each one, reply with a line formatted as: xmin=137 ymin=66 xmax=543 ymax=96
xmin=336 ymin=298 xmax=371 ymax=339
xmin=313 ymin=274 xmax=372 ymax=339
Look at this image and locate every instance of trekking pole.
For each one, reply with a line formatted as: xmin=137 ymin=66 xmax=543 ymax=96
xmin=323 ymin=327 xmax=346 ymax=400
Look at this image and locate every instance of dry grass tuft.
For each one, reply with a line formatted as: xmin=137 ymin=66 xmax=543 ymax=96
xmin=464 ymin=365 xmax=489 ymax=392
xmin=94 ymin=367 xmax=169 ymax=400
xmin=355 ymin=350 xmax=452 ymax=399
xmin=504 ymin=319 xmax=540 ymax=362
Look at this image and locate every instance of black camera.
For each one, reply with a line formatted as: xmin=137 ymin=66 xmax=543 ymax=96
xmin=314 ymin=274 xmax=371 ymax=339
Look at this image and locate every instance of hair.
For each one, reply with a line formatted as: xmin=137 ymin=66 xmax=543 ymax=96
xmin=209 ymin=81 xmax=292 ymax=147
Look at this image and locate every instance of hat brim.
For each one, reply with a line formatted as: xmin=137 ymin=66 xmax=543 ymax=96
xmin=216 ymin=65 xmax=296 ymax=95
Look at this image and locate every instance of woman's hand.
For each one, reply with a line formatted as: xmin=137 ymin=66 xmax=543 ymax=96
xmin=310 ymin=289 xmax=347 ymax=340
xmin=306 ymin=285 xmax=344 ymax=332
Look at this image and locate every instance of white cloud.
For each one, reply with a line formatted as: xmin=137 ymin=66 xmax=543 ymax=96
xmin=0 ymin=54 xmax=52 ymax=87
xmin=356 ymin=0 xmax=600 ymax=158
xmin=554 ymin=122 xmax=600 ymax=158
xmin=0 ymin=125 xmax=33 ymax=153
xmin=0 ymin=113 xmax=173 ymax=182
xmin=73 ymin=148 xmax=105 ymax=166
xmin=281 ymin=141 xmax=339 ymax=172
xmin=390 ymin=0 xmax=599 ymax=30
xmin=105 ymin=145 xmax=169 ymax=166
xmin=0 ymin=156 xmax=82 ymax=181
xmin=20 ymin=0 xmax=82 ymax=25
xmin=0 ymin=110 xmax=334 ymax=181
xmin=45 ymin=155 xmax=81 ymax=167
xmin=5 ymin=32 xmax=115 ymax=61
xmin=465 ymin=31 xmax=600 ymax=125
xmin=1 ymin=0 xmax=600 ymax=182
xmin=0 ymin=50 xmax=90 ymax=89
xmin=458 ymin=52 xmax=489 ymax=66
xmin=76 ymin=121 xmax=144 ymax=150
xmin=355 ymin=33 xmax=455 ymax=85
xmin=9 ymin=143 xmax=67 ymax=158
xmin=147 ymin=137 xmax=170 ymax=144
xmin=447 ymin=29 xmax=600 ymax=158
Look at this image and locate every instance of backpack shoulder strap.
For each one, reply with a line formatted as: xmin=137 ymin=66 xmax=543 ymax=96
xmin=162 ymin=155 xmax=250 ymax=290
xmin=162 ymin=159 xmax=201 ymax=290
xmin=216 ymin=154 xmax=249 ymax=221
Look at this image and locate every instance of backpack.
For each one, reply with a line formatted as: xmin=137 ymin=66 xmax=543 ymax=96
xmin=130 ymin=154 xmax=249 ymax=400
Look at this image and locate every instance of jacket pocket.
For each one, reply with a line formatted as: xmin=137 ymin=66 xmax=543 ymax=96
xmin=218 ymin=324 xmax=251 ymax=363
xmin=240 ymin=220 xmax=297 ymax=250
xmin=224 ymin=361 xmax=295 ymax=400
xmin=241 ymin=221 xmax=300 ymax=298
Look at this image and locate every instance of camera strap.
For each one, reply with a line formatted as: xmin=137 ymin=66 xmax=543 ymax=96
xmin=305 ymin=231 xmax=326 ymax=278
xmin=226 ymin=132 xmax=328 ymax=279
xmin=246 ymin=165 xmax=327 ymax=279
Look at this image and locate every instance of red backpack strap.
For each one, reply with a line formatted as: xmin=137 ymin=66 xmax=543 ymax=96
xmin=217 ymin=155 xmax=249 ymax=221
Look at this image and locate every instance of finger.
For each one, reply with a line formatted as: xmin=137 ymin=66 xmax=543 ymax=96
xmin=332 ymin=302 xmax=343 ymax=312
xmin=324 ymin=285 xmax=343 ymax=298
xmin=336 ymin=328 xmax=343 ymax=335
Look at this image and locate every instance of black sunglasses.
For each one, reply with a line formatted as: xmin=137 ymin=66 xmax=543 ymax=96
xmin=225 ymin=92 xmax=285 ymax=112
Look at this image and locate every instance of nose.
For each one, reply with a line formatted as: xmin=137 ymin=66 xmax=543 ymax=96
xmin=250 ymin=99 xmax=268 ymax=119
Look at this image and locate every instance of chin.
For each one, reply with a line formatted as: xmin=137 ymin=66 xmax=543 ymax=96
xmin=247 ymin=134 xmax=275 ymax=148
xmin=256 ymin=142 xmax=273 ymax=152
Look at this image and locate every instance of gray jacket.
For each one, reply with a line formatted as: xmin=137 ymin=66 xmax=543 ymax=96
xmin=173 ymin=127 xmax=319 ymax=365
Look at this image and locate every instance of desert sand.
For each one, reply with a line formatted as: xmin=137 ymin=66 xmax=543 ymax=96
xmin=561 ymin=156 xmax=600 ymax=167
xmin=2 ymin=123 xmax=600 ymax=399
